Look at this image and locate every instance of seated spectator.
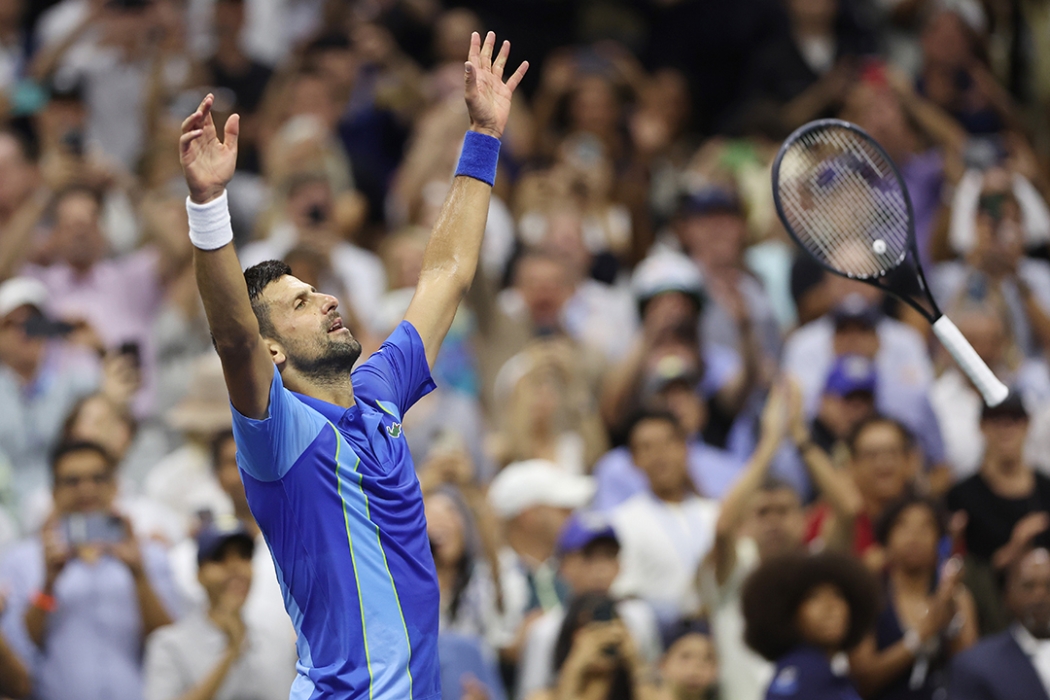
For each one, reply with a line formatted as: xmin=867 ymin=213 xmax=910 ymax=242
xmin=168 ymin=430 xmax=292 ymax=644
xmin=701 ymin=381 xmax=860 ymax=700
xmin=487 ymin=460 xmax=595 ymax=668
xmin=933 ymin=167 xmax=1050 ymax=361
xmin=742 ymin=552 xmax=879 ymax=700
xmin=948 ymin=547 xmax=1050 ymax=700
xmin=808 ymin=417 xmax=920 ymax=566
xmin=144 ymin=519 xmax=296 ymax=700
xmin=932 ymin=303 xmax=1050 ymax=479
xmin=0 ymin=441 xmax=180 ymax=700
xmin=655 ymin=619 xmax=719 ymax=700
xmin=526 ymin=593 xmax=660 ymax=700
xmin=849 ymin=497 xmax=977 ymax=700
xmin=607 ymin=411 xmax=721 ymax=619
xmin=516 ymin=512 xmax=661 ymax=700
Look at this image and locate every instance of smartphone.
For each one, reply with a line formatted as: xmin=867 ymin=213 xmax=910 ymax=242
xmin=62 ymin=513 xmax=125 ymax=546
xmin=24 ymin=314 xmax=75 ymax=338
xmin=590 ymin=599 xmax=620 ymax=658
xmin=118 ymin=341 xmax=141 ymax=369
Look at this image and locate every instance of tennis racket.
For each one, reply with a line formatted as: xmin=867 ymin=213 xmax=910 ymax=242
xmin=772 ymin=118 xmax=1009 ymax=407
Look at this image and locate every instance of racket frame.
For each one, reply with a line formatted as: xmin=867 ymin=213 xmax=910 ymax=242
xmin=771 ymin=118 xmax=942 ymax=324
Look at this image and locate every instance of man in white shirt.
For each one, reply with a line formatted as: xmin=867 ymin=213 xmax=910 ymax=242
xmin=608 ymin=411 xmax=720 ymax=620
xmin=515 ymin=511 xmax=661 ymax=700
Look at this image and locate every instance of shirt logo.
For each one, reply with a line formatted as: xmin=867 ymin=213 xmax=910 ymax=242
xmin=387 ymin=422 xmax=403 ymax=438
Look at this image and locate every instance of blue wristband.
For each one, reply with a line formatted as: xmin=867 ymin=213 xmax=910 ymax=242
xmin=455 ymin=131 xmax=501 ymax=186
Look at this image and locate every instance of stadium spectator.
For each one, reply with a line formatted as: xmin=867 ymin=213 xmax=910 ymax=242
xmin=849 ymin=497 xmax=978 ymax=700
xmin=144 ymin=518 xmax=295 ymax=700
xmin=0 ymin=440 xmax=180 ymax=700
xmin=742 ymin=551 xmax=880 ymax=700
xmin=948 ymin=547 xmax=1050 ymax=700
xmin=655 ymin=619 xmax=719 ymax=700
xmin=516 ymin=511 xmax=661 ymax=700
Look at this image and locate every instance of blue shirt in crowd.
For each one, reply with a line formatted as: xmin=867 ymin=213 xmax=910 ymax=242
xmin=766 ymin=646 xmax=862 ymax=700
xmin=232 ymin=321 xmax=441 ymax=700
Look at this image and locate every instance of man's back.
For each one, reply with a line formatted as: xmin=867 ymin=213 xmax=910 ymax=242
xmin=232 ymin=322 xmax=441 ymax=700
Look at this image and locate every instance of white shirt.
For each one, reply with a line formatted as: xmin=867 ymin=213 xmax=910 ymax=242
xmin=515 ymin=598 xmax=661 ymax=700
xmin=1011 ymin=623 xmax=1050 ymax=696
xmin=144 ymin=443 xmax=234 ymax=533
xmin=609 ymin=492 xmax=719 ymax=616
xmin=698 ymin=537 xmax=774 ymax=700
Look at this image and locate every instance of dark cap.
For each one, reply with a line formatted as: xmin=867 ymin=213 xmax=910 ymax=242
xmin=831 ymin=294 xmax=880 ymax=330
xmin=196 ymin=518 xmax=254 ymax=566
xmin=660 ymin=617 xmax=711 ymax=652
xmin=981 ymin=392 xmax=1029 ymax=422
xmin=824 ymin=354 xmax=877 ymax=397
xmin=677 ymin=185 xmax=742 ymax=218
xmin=556 ymin=511 xmax=619 ymax=556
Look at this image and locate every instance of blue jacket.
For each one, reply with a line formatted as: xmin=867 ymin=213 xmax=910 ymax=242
xmin=766 ymin=646 xmax=862 ymax=700
xmin=949 ymin=627 xmax=1050 ymax=700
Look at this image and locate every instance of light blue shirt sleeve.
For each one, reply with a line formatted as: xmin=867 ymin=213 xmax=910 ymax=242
xmin=352 ymin=321 xmax=437 ymax=419
xmin=231 ymin=365 xmax=329 ymax=482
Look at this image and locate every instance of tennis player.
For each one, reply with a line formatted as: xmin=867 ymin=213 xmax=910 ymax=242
xmin=178 ymin=32 xmax=527 ymax=700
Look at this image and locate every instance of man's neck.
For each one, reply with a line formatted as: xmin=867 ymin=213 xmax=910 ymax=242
xmin=890 ymin=565 xmax=933 ymax=596
xmin=654 ymin=481 xmax=690 ymax=504
xmin=982 ymin=457 xmax=1033 ymax=496
xmin=284 ymin=372 xmax=356 ymax=408
xmin=506 ymin=527 xmax=553 ymax=569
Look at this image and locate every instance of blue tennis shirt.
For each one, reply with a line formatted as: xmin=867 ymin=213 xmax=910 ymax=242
xmin=231 ymin=321 xmax=440 ymax=700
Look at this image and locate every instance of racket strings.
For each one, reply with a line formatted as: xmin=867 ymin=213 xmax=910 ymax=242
xmin=776 ymin=125 xmax=910 ymax=279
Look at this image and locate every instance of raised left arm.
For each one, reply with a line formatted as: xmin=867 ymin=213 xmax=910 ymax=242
xmin=404 ymin=31 xmax=528 ymax=368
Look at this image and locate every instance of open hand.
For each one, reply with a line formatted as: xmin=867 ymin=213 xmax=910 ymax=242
xmin=464 ymin=32 xmax=528 ymax=140
xmin=179 ymin=94 xmax=239 ymax=204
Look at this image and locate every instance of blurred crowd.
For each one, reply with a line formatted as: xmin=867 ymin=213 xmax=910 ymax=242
xmin=0 ymin=0 xmax=1049 ymax=699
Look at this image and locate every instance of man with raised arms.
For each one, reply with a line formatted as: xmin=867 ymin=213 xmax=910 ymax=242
xmin=178 ymin=32 xmax=527 ymax=700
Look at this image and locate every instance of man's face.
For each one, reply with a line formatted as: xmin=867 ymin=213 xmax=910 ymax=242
xmin=0 ymin=305 xmax=46 ymax=375
xmin=746 ymin=487 xmax=805 ymax=559
xmin=52 ymin=449 xmax=116 ymax=515
xmin=833 ymin=323 xmax=879 ymax=359
xmin=660 ymin=633 xmax=719 ymax=696
xmin=258 ymin=275 xmax=362 ymax=382
xmin=54 ymin=192 xmax=106 ymax=270
xmin=981 ymin=415 xmax=1029 ymax=463
xmin=629 ymin=418 xmax=689 ymax=499
xmin=198 ymin=543 xmax=253 ymax=610
xmin=515 ymin=258 xmax=574 ymax=329
xmin=849 ymin=422 xmax=914 ymax=504
xmin=559 ymin=540 xmax=620 ymax=595
xmin=819 ymin=391 xmax=875 ymax=439
xmin=654 ymin=383 xmax=706 ymax=437
xmin=214 ymin=435 xmax=246 ymax=510
xmin=519 ymin=505 xmax=573 ymax=549
xmin=678 ymin=212 xmax=745 ymax=269
xmin=1007 ymin=549 xmax=1050 ymax=638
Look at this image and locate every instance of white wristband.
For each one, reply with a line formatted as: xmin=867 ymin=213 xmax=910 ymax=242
xmin=186 ymin=190 xmax=234 ymax=250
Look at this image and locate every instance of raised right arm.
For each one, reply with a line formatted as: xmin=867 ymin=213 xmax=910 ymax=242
xmin=180 ymin=95 xmax=273 ymax=419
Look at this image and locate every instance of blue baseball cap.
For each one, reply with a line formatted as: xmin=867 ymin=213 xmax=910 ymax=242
xmin=556 ymin=511 xmax=619 ymax=556
xmin=824 ymin=354 xmax=877 ymax=397
xmin=196 ymin=517 xmax=255 ymax=566
xmin=677 ymin=185 xmax=742 ymax=218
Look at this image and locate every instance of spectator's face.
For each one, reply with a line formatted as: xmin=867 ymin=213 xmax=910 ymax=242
xmin=0 ymin=305 xmax=46 ymax=374
xmin=747 ymin=487 xmax=805 ymax=559
xmin=832 ymin=323 xmax=879 ymax=359
xmin=642 ymin=292 xmax=699 ymax=337
xmin=515 ymin=257 xmax=574 ymax=329
xmin=981 ymin=414 xmax=1029 ymax=463
xmin=921 ymin=12 xmax=972 ymax=68
xmin=0 ymin=0 xmax=19 ymax=27
xmin=654 ymin=383 xmax=707 ymax=437
xmin=214 ymin=435 xmax=246 ymax=509
xmin=819 ymin=391 xmax=875 ymax=439
xmin=288 ymin=76 xmax=338 ymax=131
xmin=52 ymin=449 xmax=115 ymax=514
xmin=288 ymin=179 xmax=333 ymax=234
xmin=845 ymin=84 xmax=908 ymax=152
xmin=956 ymin=311 xmax=1006 ymax=366
xmin=67 ymin=396 xmax=133 ymax=462
xmin=885 ymin=504 xmax=940 ymax=573
xmin=425 ymin=493 xmax=467 ymax=566
xmin=678 ymin=212 xmax=745 ymax=269
xmin=214 ymin=0 xmax=246 ymax=39
xmin=519 ymin=505 xmax=574 ymax=548
xmin=660 ymin=633 xmax=719 ymax=697
xmin=198 ymin=543 xmax=253 ymax=609
xmin=541 ymin=210 xmax=590 ymax=280
xmin=434 ymin=9 xmax=479 ymax=63
xmin=629 ymin=418 xmax=689 ymax=500
xmin=570 ymin=76 xmax=619 ymax=137
xmin=796 ymin=583 xmax=850 ymax=650
xmin=559 ymin=540 xmax=620 ymax=595
xmin=1007 ymin=549 xmax=1050 ymax=638
xmin=39 ymin=99 xmax=88 ymax=150
xmin=54 ymin=192 xmax=105 ymax=270
xmin=849 ymin=423 xmax=914 ymax=505
xmin=0 ymin=134 xmax=35 ymax=213
xmin=258 ymin=275 xmax=363 ymax=381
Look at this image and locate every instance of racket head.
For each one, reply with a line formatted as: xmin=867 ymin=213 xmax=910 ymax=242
xmin=772 ymin=119 xmax=919 ymax=283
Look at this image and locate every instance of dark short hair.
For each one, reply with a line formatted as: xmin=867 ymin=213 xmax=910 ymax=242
xmin=50 ymin=440 xmax=116 ymax=480
xmin=846 ymin=415 xmax=914 ymax=455
xmin=626 ymin=409 xmax=686 ymax=444
xmin=210 ymin=429 xmax=236 ymax=471
xmin=873 ymin=494 xmax=947 ymax=547
xmin=742 ymin=551 xmax=880 ymax=661
xmin=243 ymin=260 xmax=292 ymax=338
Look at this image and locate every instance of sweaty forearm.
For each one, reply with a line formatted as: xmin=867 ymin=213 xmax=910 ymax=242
xmin=419 ymin=172 xmax=490 ymax=292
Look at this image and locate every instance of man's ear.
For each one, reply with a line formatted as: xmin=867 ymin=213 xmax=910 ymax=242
xmin=264 ymin=338 xmax=286 ymax=367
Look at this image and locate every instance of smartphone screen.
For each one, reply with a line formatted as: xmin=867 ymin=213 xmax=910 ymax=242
xmin=62 ymin=513 xmax=125 ymax=546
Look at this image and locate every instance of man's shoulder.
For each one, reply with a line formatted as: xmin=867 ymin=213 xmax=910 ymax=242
xmin=953 ymin=630 xmax=1019 ymax=671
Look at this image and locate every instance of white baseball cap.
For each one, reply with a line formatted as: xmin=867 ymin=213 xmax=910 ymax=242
xmin=488 ymin=460 xmax=596 ymax=519
xmin=0 ymin=277 xmax=47 ymax=319
xmin=630 ymin=251 xmax=705 ymax=305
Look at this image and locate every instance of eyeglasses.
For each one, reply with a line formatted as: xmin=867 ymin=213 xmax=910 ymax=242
xmin=54 ymin=473 xmax=112 ymax=489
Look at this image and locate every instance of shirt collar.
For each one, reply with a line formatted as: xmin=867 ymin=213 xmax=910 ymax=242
xmin=1012 ymin=622 xmax=1050 ymax=655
